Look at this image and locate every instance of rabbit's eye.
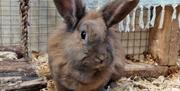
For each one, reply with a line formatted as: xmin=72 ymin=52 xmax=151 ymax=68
xmin=81 ymin=31 xmax=86 ymax=40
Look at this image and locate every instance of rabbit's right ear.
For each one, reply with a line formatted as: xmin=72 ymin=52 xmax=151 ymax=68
xmin=54 ymin=0 xmax=86 ymax=32
xmin=101 ymin=0 xmax=139 ymax=28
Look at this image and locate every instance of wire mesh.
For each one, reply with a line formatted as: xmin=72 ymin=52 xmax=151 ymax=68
xmin=28 ymin=0 xmax=61 ymax=52
xmin=0 ymin=0 xmax=21 ymax=46
xmin=120 ymin=31 xmax=150 ymax=59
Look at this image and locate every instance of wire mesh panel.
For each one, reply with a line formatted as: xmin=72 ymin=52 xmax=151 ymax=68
xmin=28 ymin=0 xmax=61 ymax=52
xmin=119 ymin=8 xmax=150 ymax=59
xmin=0 ymin=0 xmax=21 ymax=46
xmin=121 ymin=31 xmax=150 ymax=58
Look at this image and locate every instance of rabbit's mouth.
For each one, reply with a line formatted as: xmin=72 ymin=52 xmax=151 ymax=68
xmin=75 ymin=54 xmax=111 ymax=71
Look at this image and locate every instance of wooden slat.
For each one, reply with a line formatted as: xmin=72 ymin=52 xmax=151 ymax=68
xmin=114 ymin=63 xmax=169 ymax=78
xmin=0 ymin=45 xmax=24 ymax=59
xmin=168 ymin=6 xmax=180 ymax=65
xmin=0 ymin=59 xmax=47 ymax=91
xmin=0 ymin=59 xmax=36 ymax=77
xmin=1 ymin=77 xmax=47 ymax=91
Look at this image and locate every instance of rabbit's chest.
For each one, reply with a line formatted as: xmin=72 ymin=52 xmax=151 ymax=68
xmin=76 ymin=68 xmax=112 ymax=91
xmin=60 ymin=67 xmax=112 ymax=91
xmin=60 ymin=75 xmax=79 ymax=90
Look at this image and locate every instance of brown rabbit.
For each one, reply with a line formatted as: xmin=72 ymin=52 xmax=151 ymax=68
xmin=48 ymin=0 xmax=139 ymax=91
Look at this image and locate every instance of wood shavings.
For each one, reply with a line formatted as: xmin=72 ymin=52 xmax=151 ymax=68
xmin=112 ymin=71 xmax=180 ymax=91
xmin=40 ymin=80 xmax=56 ymax=91
xmin=31 ymin=51 xmax=50 ymax=78
xmin=31 ymin=51 xmax=55 ymax=91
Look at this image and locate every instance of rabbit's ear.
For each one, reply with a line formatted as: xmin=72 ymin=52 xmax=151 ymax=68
xmin=54 ymin=0 xmax=86 ymax=31
xmin=101 ymin=0 xmax=139 ymax=28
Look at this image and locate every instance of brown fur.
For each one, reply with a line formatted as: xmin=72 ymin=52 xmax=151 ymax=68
xmin=48 ymin=14 xmax=113 ymax=91
xmin=48 ymin=0 xmax=139 ymax=91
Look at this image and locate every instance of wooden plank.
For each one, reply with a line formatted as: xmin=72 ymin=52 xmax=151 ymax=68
xmin=168 ymin=6 xmax=180 ymax=65
xmin=115 ymin=63 xmax=169 ymax=78
xmin=0 ymin=45 xmax=24 ymax=59
xmin=1 ymin=77 xmax=47 ymax=91
xmin=177 ymin=6 xmax=180 ymax=55
xmin=0 ymin=59 xmax=36 ymax=77
xmin=0 ymin=58 xmax=47 ymax=91
xmin=149 ymin=6 xmax=179 ymax=66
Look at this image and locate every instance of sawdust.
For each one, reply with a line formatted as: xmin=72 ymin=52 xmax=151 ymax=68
xmin=113 ymin=71 xmax=180 ymax=91
xmin=31 ymin=51 xmax=55 ymax=91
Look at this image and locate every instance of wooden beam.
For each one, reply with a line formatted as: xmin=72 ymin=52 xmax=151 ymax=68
xmin=0 ymin=45 xmax=24 ymax=59
xmin=168 ymin=6 xmax=180 ymax=65
xmin=114 ymin=63 xmax=169 ymax=78
xmin=1 ymin=77 xmax=47 ymax=91
xmin=0 ymin=59 xmax=47 ymax=91
xmin=0 ymin=59 xmax=36 ymax=77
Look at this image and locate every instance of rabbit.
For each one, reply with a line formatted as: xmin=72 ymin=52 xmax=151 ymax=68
xmin=48 ymin=0 xmax=139 ymax=91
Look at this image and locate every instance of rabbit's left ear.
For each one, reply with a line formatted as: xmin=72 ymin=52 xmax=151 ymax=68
xmin=54 ymin=0 xmax=86 ymax=31
xmin=101 ymin=0 xmax=139 ymax=28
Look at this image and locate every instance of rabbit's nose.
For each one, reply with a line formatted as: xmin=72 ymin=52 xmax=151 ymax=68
xmin=95 ymin=55 xmax=105 ymax=63
xmin=95 ymin=58 xmax=103 ymax=64
xmin=99 ymin=55 xmax=105 ymax=61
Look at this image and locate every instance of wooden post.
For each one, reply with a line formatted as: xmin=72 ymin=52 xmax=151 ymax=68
xmin=169 ymin=6 xmax=180 ymax=65
xmin=177 ymin=6 xmax=180 ymax=55
xmin=149 ymin=6 xmax=179 ymax=66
